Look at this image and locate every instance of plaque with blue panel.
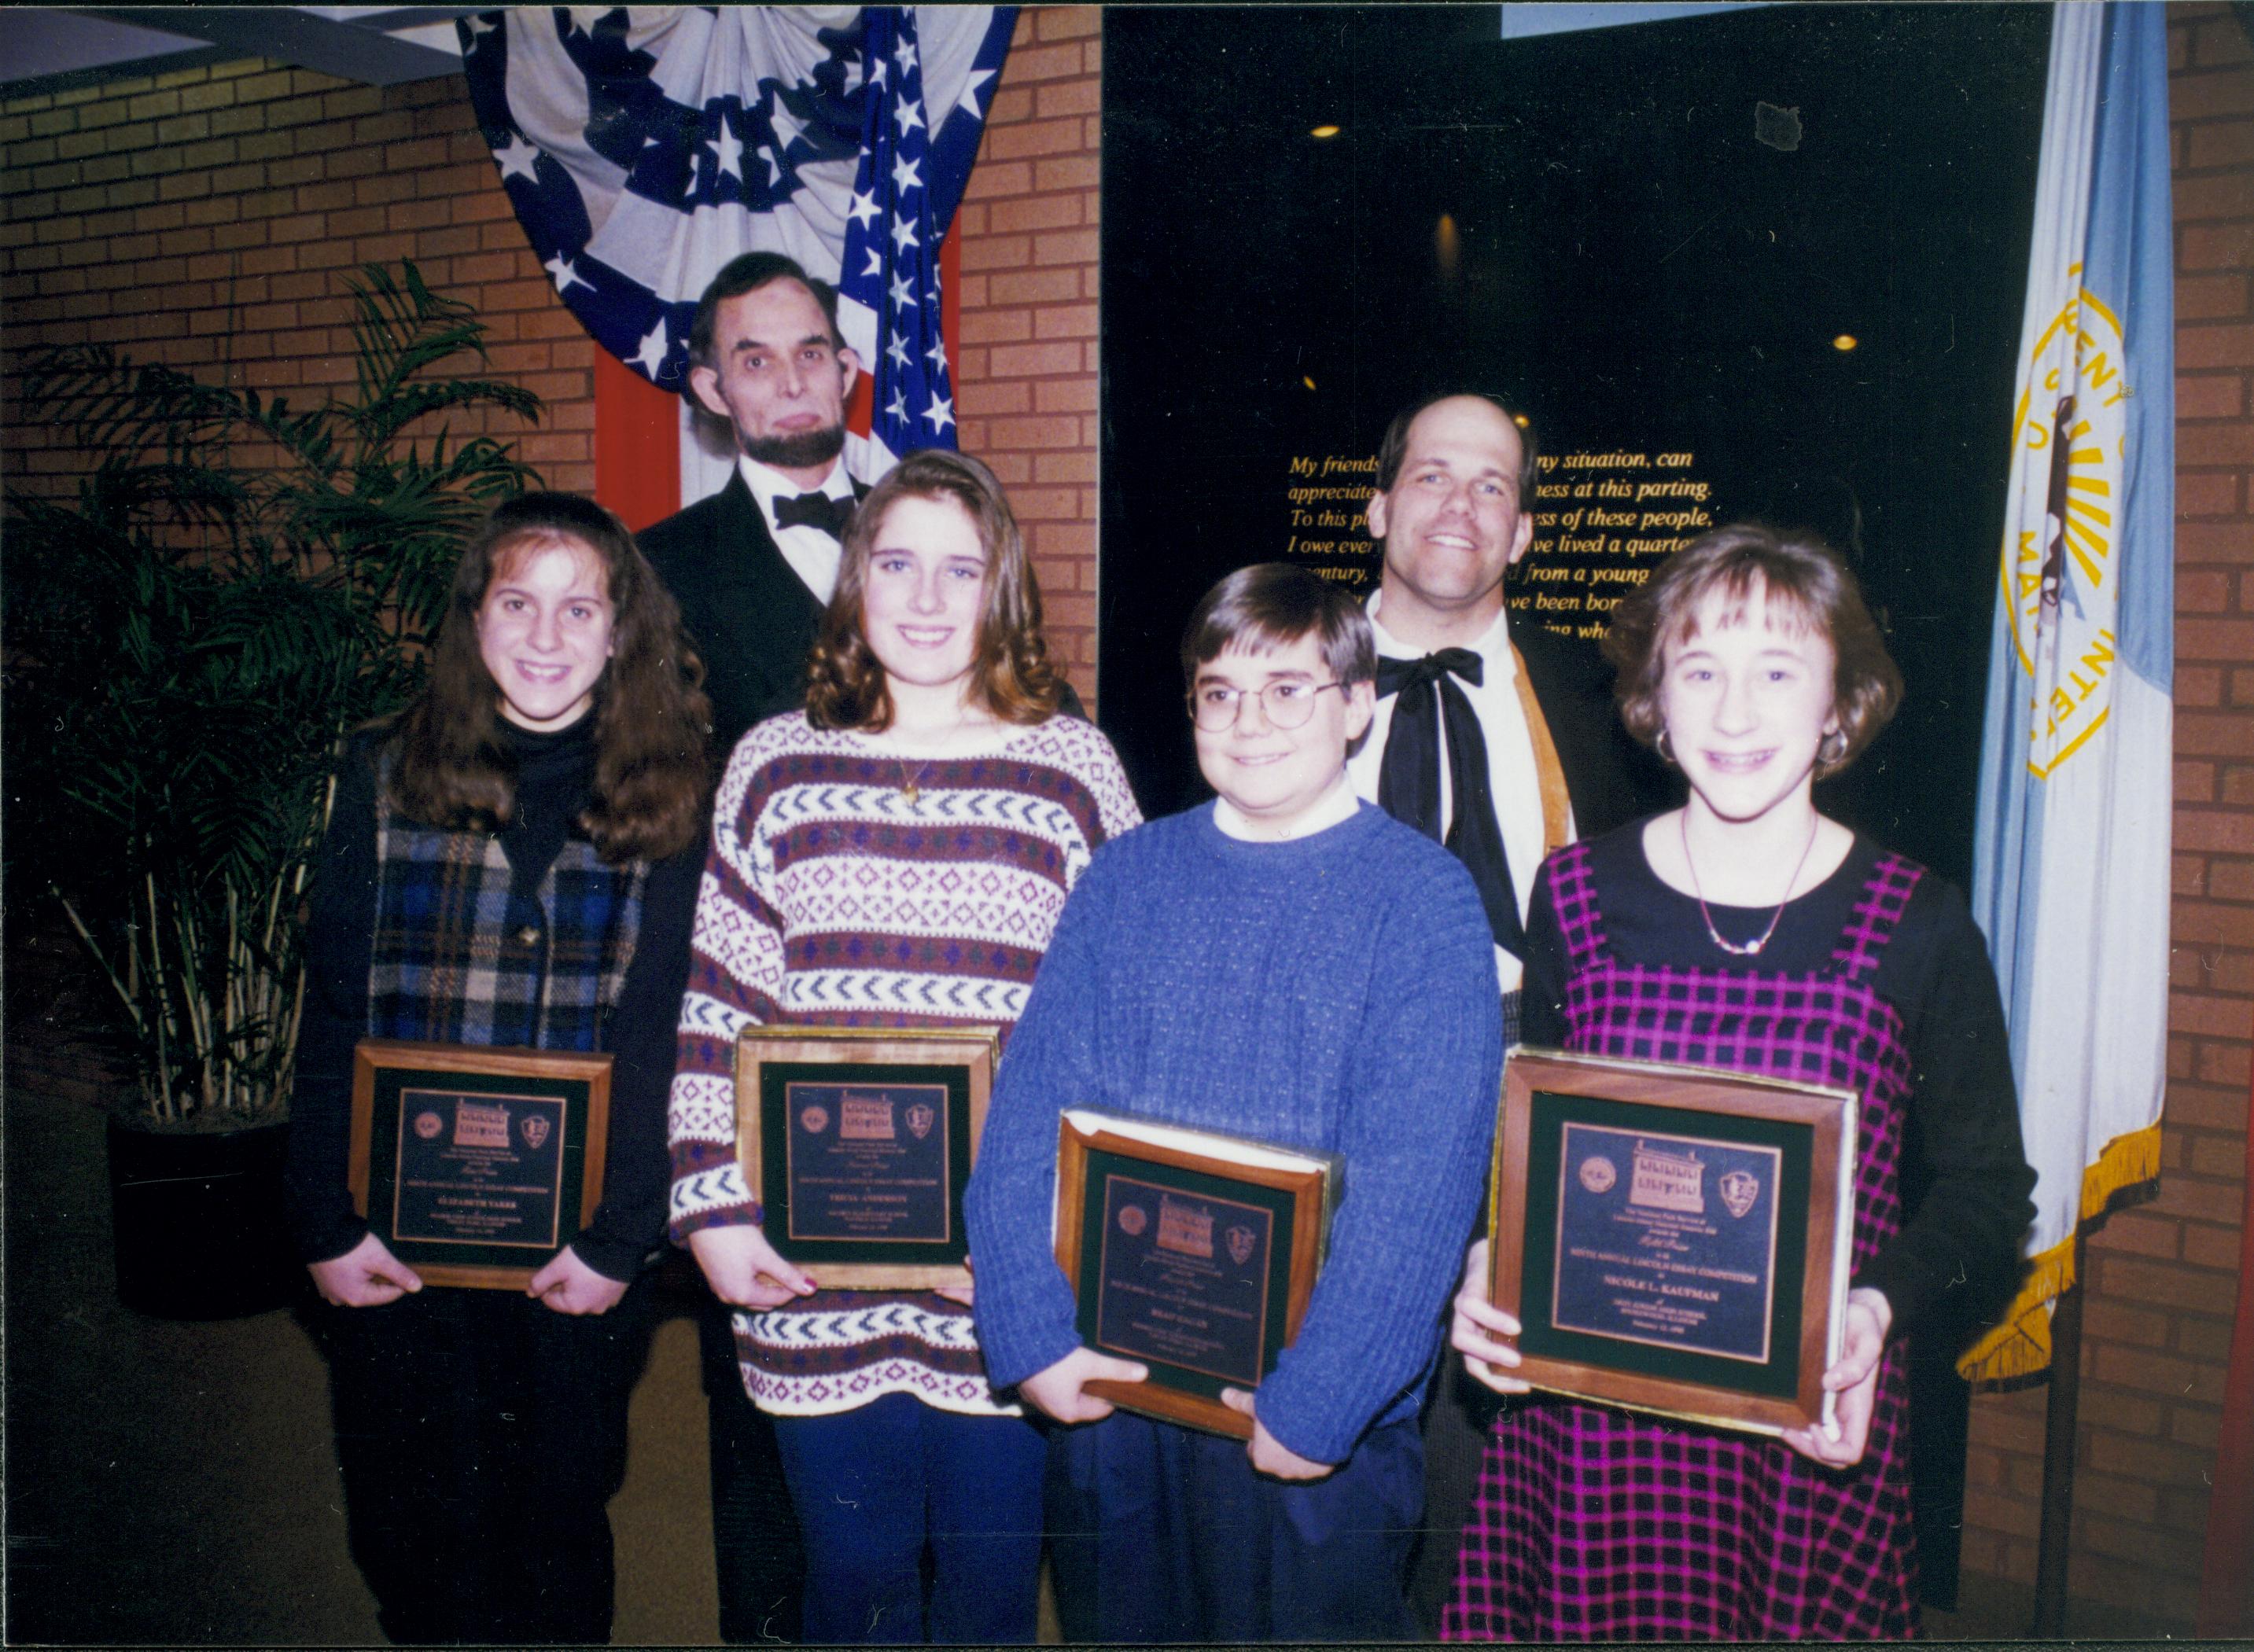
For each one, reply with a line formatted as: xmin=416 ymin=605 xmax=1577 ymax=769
xmin=1489 ymin=1048 xmax=1857 ymax=1437
xmin=1053 ymin=1109 xmax=1339 ymax=1440
xmin=735 ymin=1026 xmax=999 ymax=1290
xmin=349 ymin=1039 xmax=612 ymax=1290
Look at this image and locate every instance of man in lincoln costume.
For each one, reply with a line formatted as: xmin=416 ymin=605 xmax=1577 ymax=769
xmin=1349 ymin=389 xmax=1658 ymax=1628
xmin=642 ymin=251 xmax=864 ymax=753
xmin=639 ymin=248 xmax=863 ymax=1643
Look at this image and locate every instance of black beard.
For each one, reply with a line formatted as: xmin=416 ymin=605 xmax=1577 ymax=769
xmin=741 ymin=421 xmax=846 ymax=471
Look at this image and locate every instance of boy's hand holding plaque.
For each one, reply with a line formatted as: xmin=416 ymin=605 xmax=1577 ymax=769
xmin=1051 ymin=1109 xmax=1340 ymax=1440
xmin=1486 ymin=1047 xmax=1858 ymax=1437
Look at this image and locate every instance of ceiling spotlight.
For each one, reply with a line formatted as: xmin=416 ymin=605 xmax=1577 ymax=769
xmin=1832 ymin=333 xmax=1858 ymax=352
xmin=1310 ymin=124 xmax=1341 ymax=139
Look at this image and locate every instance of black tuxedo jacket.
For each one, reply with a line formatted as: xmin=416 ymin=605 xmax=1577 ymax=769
xmin=638 ymin=470 xmax=835 ymax=754
xmin=1510 ymin=617 xmax=1671 ymax=841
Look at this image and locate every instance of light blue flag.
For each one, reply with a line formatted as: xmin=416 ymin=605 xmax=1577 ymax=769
xmin=1965 ymin=1 xmax=2174 ymax=1382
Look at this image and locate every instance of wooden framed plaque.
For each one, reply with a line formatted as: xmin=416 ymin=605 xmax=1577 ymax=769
xmin=348 ymin=1039 xmax=611 ymax=1290
xmin=1490 ymin=1047 xmax=1858 ymax=1437
xmin=735 ymin=1025 xmax=1000 ymax=1290
xmin=1054 ymin=1109 xmax=1339 ymax=1440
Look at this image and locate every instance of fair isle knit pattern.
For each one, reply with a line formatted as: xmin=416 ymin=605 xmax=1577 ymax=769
xmin=669 ymin=712 xmax=1141 ymax=1416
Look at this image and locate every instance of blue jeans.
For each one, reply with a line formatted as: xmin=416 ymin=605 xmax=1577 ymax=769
xmin=772 ymin=1394 xmax=1047 ymax=1643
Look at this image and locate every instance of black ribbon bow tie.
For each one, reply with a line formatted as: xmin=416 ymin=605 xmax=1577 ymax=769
xmin=1375 ymin=649 xmax=1524 ymax=958
xmin=773 ymin=491 xmax=853 ymax=539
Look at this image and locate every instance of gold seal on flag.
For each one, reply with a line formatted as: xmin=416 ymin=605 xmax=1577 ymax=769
xmin=1999 ymin=263 xmax=2132 ymax=779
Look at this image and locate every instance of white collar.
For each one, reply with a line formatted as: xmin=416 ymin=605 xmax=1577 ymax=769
xmin=1212 ymin=774 xmax=1363 ymax=842
xmin=1366 ymin=589 xmax=1515 ymax=675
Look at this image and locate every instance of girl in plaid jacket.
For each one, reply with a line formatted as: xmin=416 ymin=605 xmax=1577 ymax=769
xmin=284 ymin=493 xmax=709 ymax=1645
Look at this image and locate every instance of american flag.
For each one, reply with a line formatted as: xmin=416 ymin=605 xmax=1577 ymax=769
xmin=457 ymin=6 xmax=1014 ymax=482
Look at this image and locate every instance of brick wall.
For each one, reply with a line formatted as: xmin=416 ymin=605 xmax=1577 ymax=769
xmin=1956 ymin=7 xmax=2254 ymax=1628
xmin=0 ymin=59 xmax=595 ymax=497
xmin=0 ymin=6 xmax=1106 ymax=700
xmin=954 ymin=6 xmax=1103 ymax=703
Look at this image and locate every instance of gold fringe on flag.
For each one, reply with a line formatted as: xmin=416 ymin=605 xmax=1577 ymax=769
xmin=1956 ymin=1120 xmax=2164 ymax=1385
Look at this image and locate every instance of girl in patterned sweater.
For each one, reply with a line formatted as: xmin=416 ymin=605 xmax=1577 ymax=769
xmin=668 ymin=450 xmax=1141 ymax=1644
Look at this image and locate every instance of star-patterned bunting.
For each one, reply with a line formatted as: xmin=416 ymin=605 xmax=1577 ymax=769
xmin=456 ymin=5 xmax=1013 ymax=484
xmin=836 ymin=9 xmax=963 ymax=471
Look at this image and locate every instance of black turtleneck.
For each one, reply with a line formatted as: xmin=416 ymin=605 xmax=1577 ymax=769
xmin=283 ymin=715 xmax=703 ymax=1281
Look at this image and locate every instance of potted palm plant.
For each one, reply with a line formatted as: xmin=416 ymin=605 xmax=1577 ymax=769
xmin=4 ymin=263 xmax=543 ymax=1318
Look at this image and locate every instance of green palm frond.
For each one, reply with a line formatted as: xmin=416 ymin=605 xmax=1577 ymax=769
xmin=6 ymin=259 xmax=547 ymax=1124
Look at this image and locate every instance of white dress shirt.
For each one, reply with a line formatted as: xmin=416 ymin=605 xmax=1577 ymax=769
xmin=737 ymin=452 xmax=855 ymax=605
xmin=1346 ymin=592 xmax=1569 ymax=993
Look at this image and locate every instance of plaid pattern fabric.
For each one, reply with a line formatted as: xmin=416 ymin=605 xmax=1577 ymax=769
xmin=1446 ymin=842 xmax=1924 ymax=1643
xmin=369 ymin=808 xmax=646 ymax=1054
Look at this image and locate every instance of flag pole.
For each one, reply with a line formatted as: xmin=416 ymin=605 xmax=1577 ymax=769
xmin=2031 ymin=1231 xmax=2084 ymax=1639
xmin=2193 ymin=1017 xmax=2254 ymax=1638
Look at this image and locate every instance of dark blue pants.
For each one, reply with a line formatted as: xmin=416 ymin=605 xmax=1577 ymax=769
xmin=772 ymin=1393 xmax=1048 ymax=1644
xmin=1045 ymin=1409 xmax=1426 ymax=1643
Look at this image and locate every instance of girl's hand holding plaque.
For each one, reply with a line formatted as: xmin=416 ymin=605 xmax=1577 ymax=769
xmin=1219 ymin=1389 xmax=1335 ymax=1482
xmin=1778 ymin=1286 xmax=1891 ymax=1468
xmin=310 ymin=1231 xmax=423 ymax=1308
xmin=1451 ymin=1238 xmax=1529 ymax=1396
xmin=527 ymin=1244 xmax=628 ymax=1316
xmin=689 ymin=1222 xmax=817 ymax=1310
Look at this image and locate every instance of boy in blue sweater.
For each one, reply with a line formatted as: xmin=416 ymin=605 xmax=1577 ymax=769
xmin=965 ymin=563 xmax=1503 ymax=1642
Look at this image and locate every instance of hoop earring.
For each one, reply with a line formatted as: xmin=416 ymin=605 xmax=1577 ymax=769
xmin=1819 ymin=728 xmax=1848 ymax=767
xmin=1656 ymin=727 xmax=1675 ymax=766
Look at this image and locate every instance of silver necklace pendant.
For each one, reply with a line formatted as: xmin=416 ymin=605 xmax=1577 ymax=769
xmin=1681 ymin=810 xmax=1815 ymax=961
xmin=1700 ymin=914 xmax=1773 ymax=957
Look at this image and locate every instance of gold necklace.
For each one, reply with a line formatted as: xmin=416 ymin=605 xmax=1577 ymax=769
xmin=1680 ymin=809 xmax=1820 ymax=958
xmin=889 ymin=712 xmax=989 ymax=802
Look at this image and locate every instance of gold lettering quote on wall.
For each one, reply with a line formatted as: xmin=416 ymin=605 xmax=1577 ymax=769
xmin=1276 ymin=448 xmax=1718 ymax=620
xmin=1516 ymin=450 xmax=1716 ymax=638
xmin=1281 ymin=454 xmax=1378 ymax=588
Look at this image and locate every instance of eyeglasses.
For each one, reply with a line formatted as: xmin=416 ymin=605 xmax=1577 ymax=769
xmin=1186 ymin=680 xmax=1350 ymax=731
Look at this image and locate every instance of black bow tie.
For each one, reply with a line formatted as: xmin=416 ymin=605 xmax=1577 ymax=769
xmin=1376 ymin=649 xmax=1484 ymax=699
xmin=773 ymin=491 xmax=853 ymax=539
xmin=1374 ymin=649 xmax=1523 ymax=958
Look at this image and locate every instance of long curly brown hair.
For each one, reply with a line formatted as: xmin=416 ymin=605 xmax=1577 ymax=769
xmin=385 ymin=493 xmax=711 ymax=863
xmin=805 ymin=449 xmax=1061 ymax=731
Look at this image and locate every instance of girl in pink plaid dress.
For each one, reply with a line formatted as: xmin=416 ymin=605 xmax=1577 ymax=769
xmin=1444 ymin=524 xmax=2035 ymax=1642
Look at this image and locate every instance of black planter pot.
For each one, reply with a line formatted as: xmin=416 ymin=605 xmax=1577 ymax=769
xmin=105 ymin=1117 xmax=301 ymax=1319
